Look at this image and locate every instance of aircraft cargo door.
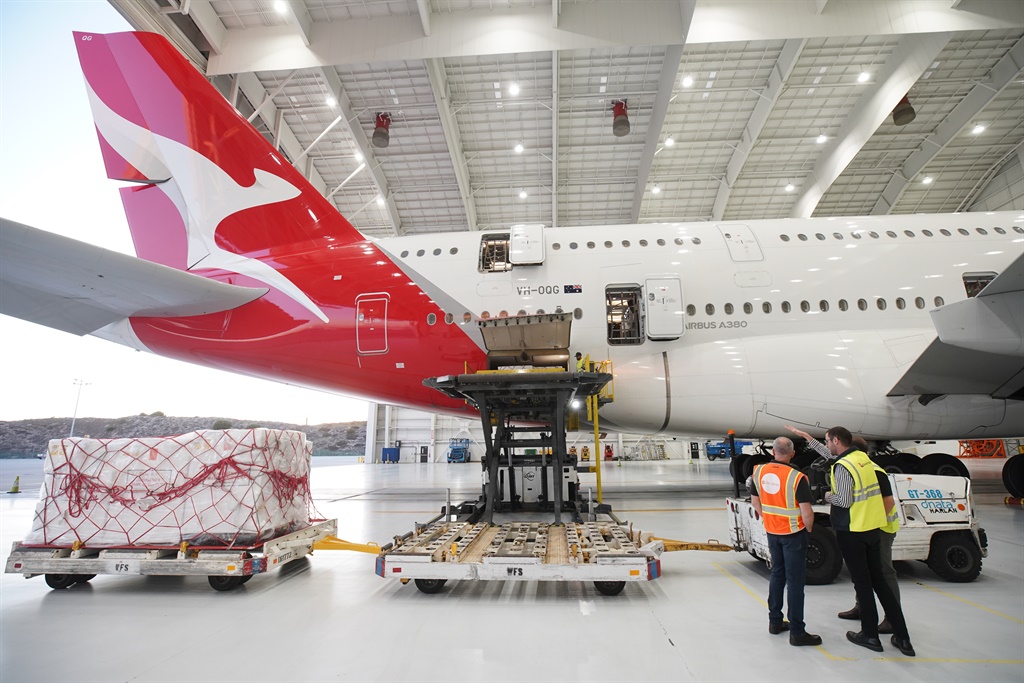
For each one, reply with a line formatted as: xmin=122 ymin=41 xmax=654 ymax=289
xmin=645 ymin=277 xmax=684 ymax=340
xmin=356 ymin=293 xmax=389 ymax=355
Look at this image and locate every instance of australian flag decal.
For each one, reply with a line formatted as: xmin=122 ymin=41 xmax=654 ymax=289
xmin=564 ymin=284 xmax=582 ymax=293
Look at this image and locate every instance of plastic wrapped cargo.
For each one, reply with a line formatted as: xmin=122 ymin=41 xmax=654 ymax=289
xmin=24 ymin=429 xmax=312 ymax=547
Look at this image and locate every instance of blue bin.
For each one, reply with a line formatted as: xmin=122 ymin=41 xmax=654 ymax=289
xmin=382 ymin=447 xmax=399 ymax=463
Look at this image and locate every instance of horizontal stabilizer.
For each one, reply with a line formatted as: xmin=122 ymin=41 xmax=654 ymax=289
xmin=0 ymin=218 xmax=267 ymax=336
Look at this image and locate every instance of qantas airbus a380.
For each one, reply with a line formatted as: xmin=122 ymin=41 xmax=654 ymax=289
xmin=1 ymin=31 xmax=1022 ymax=441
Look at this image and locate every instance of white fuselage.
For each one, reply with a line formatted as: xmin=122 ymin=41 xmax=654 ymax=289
xmin=379 ymin=212 xmax=1024 ymax=440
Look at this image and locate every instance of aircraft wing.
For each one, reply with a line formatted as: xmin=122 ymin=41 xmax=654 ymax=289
xmin=0 ymin=218 xmax=268 ymax=336
xmin=889 ymin=251 xmax=1024 ymax=400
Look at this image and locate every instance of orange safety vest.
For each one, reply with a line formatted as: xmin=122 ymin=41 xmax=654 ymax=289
xmin=755 ymin=462 xmax=808 ymax=535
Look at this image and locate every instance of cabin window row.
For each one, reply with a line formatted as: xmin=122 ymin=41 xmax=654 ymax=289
xmin=778 ymin=225 xmax=1021 ymax=242
xmin=686 ymin=296 xmax=946 ymax=317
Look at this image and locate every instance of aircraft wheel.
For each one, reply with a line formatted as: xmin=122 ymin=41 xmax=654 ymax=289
xmin=921 ymin=453 xmax=970 ymax=478
xmin=208 ymin=575 xmax=244 ymax=591
xmin=872 ymin=453 xmax=920 ymax=474
xmin=1002 ymin=454 xmax=1024 ymax=498
xmin=805 ymin=525 xmax=843 ymax=585
xmin=743 ymin=454 xmax=772 ymax=481
xmin=729 ymin=454 xmax=750 ymax=483
xmin=44 ymin=574 xmax=78 ymax=590
xmin=594 ymin=581 xmax=625 ymax=596
xmin=927 ymin=531 xmax=982 ymax=583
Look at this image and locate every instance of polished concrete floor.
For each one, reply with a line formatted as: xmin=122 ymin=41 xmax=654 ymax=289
xmin=1 ymin=456 xmax=1022 ymax=683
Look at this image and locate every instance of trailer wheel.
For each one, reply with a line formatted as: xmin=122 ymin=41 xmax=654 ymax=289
xmin=72 ymin=574 xmax=96 ymax=584
xmin=240 ymin=575 xmax=254 ymax=584
xmin=208 ymin=575 xmax=244 ymax=591
xmin=1002 ymin=454 xmax=1024 ymax=498
xmin=594 ymin=581 xmax=626 ymax=596
xmin=927 ymin=531 xmax=982 ymax=583
xmin=805 ymin=525 xmax=843 ymax=585
xmin=921 ymin=453 xmax=970 ymax=479
xmin=44 ymin=574 xmax=79 ymax=590
xmin=414 ymin=578 xmax=447 ymax=594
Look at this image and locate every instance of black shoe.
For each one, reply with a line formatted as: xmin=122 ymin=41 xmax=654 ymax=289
xmin=878 ymin=618 xmax=893 ymax=634
xmin=890 ymin=636 xmax=916 ymax=657
xmin=846 ymin=631 xmax=883 ymax=652
xmin=838 ymin=606 xmax=861 ymax=620
xmin=790 ymin=632 xmax=822 ymax=647
xmin=768 ymin=621 xmax=790 ymax=635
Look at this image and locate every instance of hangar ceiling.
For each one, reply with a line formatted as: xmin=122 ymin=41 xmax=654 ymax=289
xmin=111 ymin=0 xmax=1024 ymax=239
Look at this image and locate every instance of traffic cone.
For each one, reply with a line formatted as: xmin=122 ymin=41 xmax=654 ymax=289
xmin=7 ymin=476 xmax=20 ymax=494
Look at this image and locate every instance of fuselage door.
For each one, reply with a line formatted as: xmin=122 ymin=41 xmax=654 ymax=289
xmin=645 ymin=277 xmax=684 ymax=340
xmin=356 ymin=292 xmax=389 ymax=355
xmin=510 ymin=223 xmax=545 ymax=265
xmin=718 ymin=224 xmax=764 ymax=262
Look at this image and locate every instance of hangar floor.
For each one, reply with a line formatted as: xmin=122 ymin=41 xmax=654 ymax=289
xmin=1 ymin=457 xmax=1021 ymax=683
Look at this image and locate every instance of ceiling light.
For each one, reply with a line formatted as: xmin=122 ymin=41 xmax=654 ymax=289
xmin=922 ymin=176 xmax=934 ymax=185
xmin=514 ymin=143 xmax=524 ymax=154
xmin=376 ymin=195 xmax=386 ymax=206
xmin=519 ymin=190 xmax=528 ymax=199
xmin=972 ymin=123 xmax=985 ymax=134
xmin=326 ymin=96 xmax=337 ymax=108
xmin=354 ymin=151 xmax=364 ymax=162
xmin=816 ymin=134 xmax=827 ymax=144
xmin=651 ymin=184 xmax=661 ymax=195
xmin=274 ymin=0 xmax=287 ymax=15
xmin=681 ymin=75 xmax=694 ymax=88
xmin=785 ymin=183 xmax=795 ymax=192
xmin=508 ymin=82 xmax=520 ymax=96
xmin=858 ymin=71 xmax=870 ymax=83
xmin=664 ymin=136 xmax=675 ymax=147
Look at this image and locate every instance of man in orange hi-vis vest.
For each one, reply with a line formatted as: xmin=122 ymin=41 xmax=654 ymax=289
xmin=750 ymin=437 xmax=822 ymax=646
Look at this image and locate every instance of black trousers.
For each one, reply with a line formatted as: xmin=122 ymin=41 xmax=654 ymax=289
xmin=836 ymin=528 xmax=910 ymax=641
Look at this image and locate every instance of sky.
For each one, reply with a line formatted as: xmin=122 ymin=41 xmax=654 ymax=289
xmin=0 ymin=1 xmax=370 ymax=425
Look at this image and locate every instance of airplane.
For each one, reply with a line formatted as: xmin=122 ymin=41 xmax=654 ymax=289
xmin=1 ymin=30 xmax=1022 ymax=443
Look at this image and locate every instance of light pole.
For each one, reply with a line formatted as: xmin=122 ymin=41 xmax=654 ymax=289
xmin=69 ymin=379 xmax=90 ymax=437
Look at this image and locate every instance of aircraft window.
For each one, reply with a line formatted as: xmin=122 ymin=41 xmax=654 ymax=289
xmin=574 ymin=308 xmax=583 ymax=320
xmin=401 ymin=250 xmax=409 ymax=257
xmin=896 ymin=298 xmax=906 ymax=310
xmin=552 ymin=243 xmax=561 ymax=250
xmin=518 ymin=309 xmax=527 ymax=316
xmin=605 ymin=241 xmax=614 ymax=248
xmin=499 ymin=310 xmax=509 ymax=318
xmin=994 ymin=227 xmax=1006 ymax=234
xmin=797 ymin=234 xmax=808 ymax=241
xmin=780 ymin=234 xmax=790 ymax=242
xmin=904 ymin=231 xmax=915 ymax=238
xmin=838 ymin=299 xmax=849 ymax=311
xmin=815 ymin=233 xmax=826 ymax=241
xmin=427 ymin=313 xmax=437 ymax=325
xmin=833 ymin=232 xmax=843 ymax=240
xmin=934 ymin=296 xmax=945 ymax=307
xmin=781 ymin=301 xmax=791 ymax=313
xmin=743 ymin=302 xmax=753 ymax=314
xmin=857 ymin=299 xmax=868 ymax=311
xmin=433 ymin=248 xmax=441 ymax=255
xmin=869 ymin=231 xmax=879 ymax=238
xmin=479 ymin=233 xmax=511 ymax=272
xmin=762 ymin=302 xmax=772 ymax=314
xmin=940 ymin=229 xmax=951 ymax=236
xmin=444 ymin=313 xmax=454 ymax=324
xmin=674 ymin=238 xmax=684 ymax=245
xmin=463 ymin=313 xmax=472 ymax=323
xmin=886 ymin=231 xmax=897 ymax=238
xmin=800 ymin=300 xmax=810 ymax=312
xmin=450 ymin=247 xmax=458 ymax=254
xmin=1013 ymin=226 xmax=1024 ymax=234
xmin=693 ymin=237 xmax=703 ymax=245
xmin=819 ymin=300 xmax=829 ymax=312
xmin=724 ymin=303 xmax=734 ymax=315
xmin=417 ymin=249 xmax=426 ymax=256
xmin=686 ymin=304 xmax=696 ymax=316
xmin=622 ymin=240 xmax=631 ymax=248
xmin=481 ymin=311 xmax=491 ymax=319
xmin=915 ymin=297 xmax=925 ymax=309
xmin=958 ymin=228 xmax=969 ymax=235
xmin=963 ymin=272 xmax=997 ymax=298
xmin=657 ymin=238 xmax=666 ymax=246
xmin=640 ymin=239 xmax=649 ymax=247
xmin=587 ymin=242 xmax=596 ymax=249
xmin=976 ymin=228 xmax=988 ymax=235
xmin=876 ymin=298 xmax=887 ymax=310
xmin=606 ymin=285 xmax=644 ymax=345
xmin=537 ymin=308 xmax=545 ymax=314
xmin=706 ymin=304 xmax=716 ymax=315
xmin=851 ymin=232 xmax=862 ymax=240
xmin=922 ymin=230 xmax=933 ymax=237
xmin=570 ymin=242 xmax=578 ymax=250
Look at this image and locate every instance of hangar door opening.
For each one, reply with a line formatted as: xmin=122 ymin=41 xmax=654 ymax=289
xmin=356 ymin=293 xmax=389 ymax=355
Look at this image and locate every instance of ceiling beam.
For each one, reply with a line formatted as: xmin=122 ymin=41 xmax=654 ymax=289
xmin=317 ymin=67 xmax=403 ymax=235
xmin=416 ymin=0 xmax=431 ymax=36
xmin=790 ymin=32 xmax=952 ymax=218
xmin=551 ymin=49 xmax=559 ymax=229
xmin=183 ymin=0 xmax=226 ymax=54
xmin=871 ymin=35 xmax=1024 ymax=214
xmin=713 ymin=38 xmax=806 ymax=220
xmin=281 ymin=0 xmax=313 ymax=47
xmin=425 ymin=58 xmax=477 ymax=232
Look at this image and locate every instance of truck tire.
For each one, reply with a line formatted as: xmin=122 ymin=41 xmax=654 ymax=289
xmin=805 ymin=525 xmax=843 ymax=585
xmin=921 ymin=453 xmax=970 ymax=479
xmin=414 ymin=578 xmax=447 ymax=594
xmin=208 ymin=575 xmax=244 ymax=591
xmin=594 ymin=581 xmax=626 ymax=596
xmin=44 ymin=574 xmax=78 ymax=590
xmin=1003 ymin=454 xmax=1024 ymax=498
xmin=927 ymin=531 xmax=982 ymax=582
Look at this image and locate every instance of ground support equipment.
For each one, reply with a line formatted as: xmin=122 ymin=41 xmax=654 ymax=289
xmin=5 ymin=519 xmax=337 ymax=591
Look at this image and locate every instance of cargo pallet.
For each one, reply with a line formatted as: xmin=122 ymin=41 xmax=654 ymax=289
xmin=5 ymin=519 xmax=337 ymax=591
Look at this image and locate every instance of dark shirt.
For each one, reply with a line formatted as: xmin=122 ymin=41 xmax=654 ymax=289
xmin=750 ymin=460 xmax=812 ymax=504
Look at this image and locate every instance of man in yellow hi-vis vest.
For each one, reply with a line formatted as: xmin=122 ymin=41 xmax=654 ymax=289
xmin=750 ymin=437 xmax=821 ymax=646
xmin=826 ymin=426 xmax=915 ymax=657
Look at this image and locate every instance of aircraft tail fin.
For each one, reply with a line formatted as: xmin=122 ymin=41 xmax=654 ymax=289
xmin=73 ymin=31 xmax=362 ymax=274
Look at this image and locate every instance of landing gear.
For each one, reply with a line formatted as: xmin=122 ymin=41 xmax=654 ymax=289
xmin=921 ymin=453 xmax=970 ymax=478
xmin=1003 ymin=454 xmax=1024 ymax=498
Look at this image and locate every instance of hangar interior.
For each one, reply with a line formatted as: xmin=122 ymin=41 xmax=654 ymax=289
xmin=3 ymin=2 xmax=1024 ymax=682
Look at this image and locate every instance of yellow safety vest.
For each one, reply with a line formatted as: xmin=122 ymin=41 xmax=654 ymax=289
xmin=831 ymin=450 xmax=888 ymax=532
xmin=754 ymin=462 xmax=807 ymax=534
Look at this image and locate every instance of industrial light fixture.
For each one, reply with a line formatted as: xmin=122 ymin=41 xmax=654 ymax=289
xmin=816 ymin=133 xmax=828 ymax=144
xmin=892 ymin=94 xmax=916 ymax=126
xmin=376 ymin=195 xmax=386 ymax=206
xmin=972 ymin=123 xmax=986 ymax=134
xmin=519 ymin=190 xmax=528 ymax=199
xmin=514 ymin=142 xmax=524 ymax=154
xmin=922 ymin=176 xmax=934 ymax=185
xmin=372 ymin=112 xmax=391 ymax=148
xmin=326 ymin=96 xmax=337 ymax=108
xmin=681 ymin=75 xmax=694 ymax=88
xmin=274 ymin=0 xmax=287 ymax=15
xmin=785 ymin=183 xmax=795 ymax=192
xmin=664 ymin=136 xmax=675 ymax=147
xmin=354 ymin=151 xmax=364 ymax=162
xmin=857 ymin=71 xmax=870 ymax=83
xmin=651 ymin=184 xmax=661 ymax=195
xmin=611 ymin=100 xmax=630 ymax=137
xmin=508 ymin=82 xmax=520 ymax=96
